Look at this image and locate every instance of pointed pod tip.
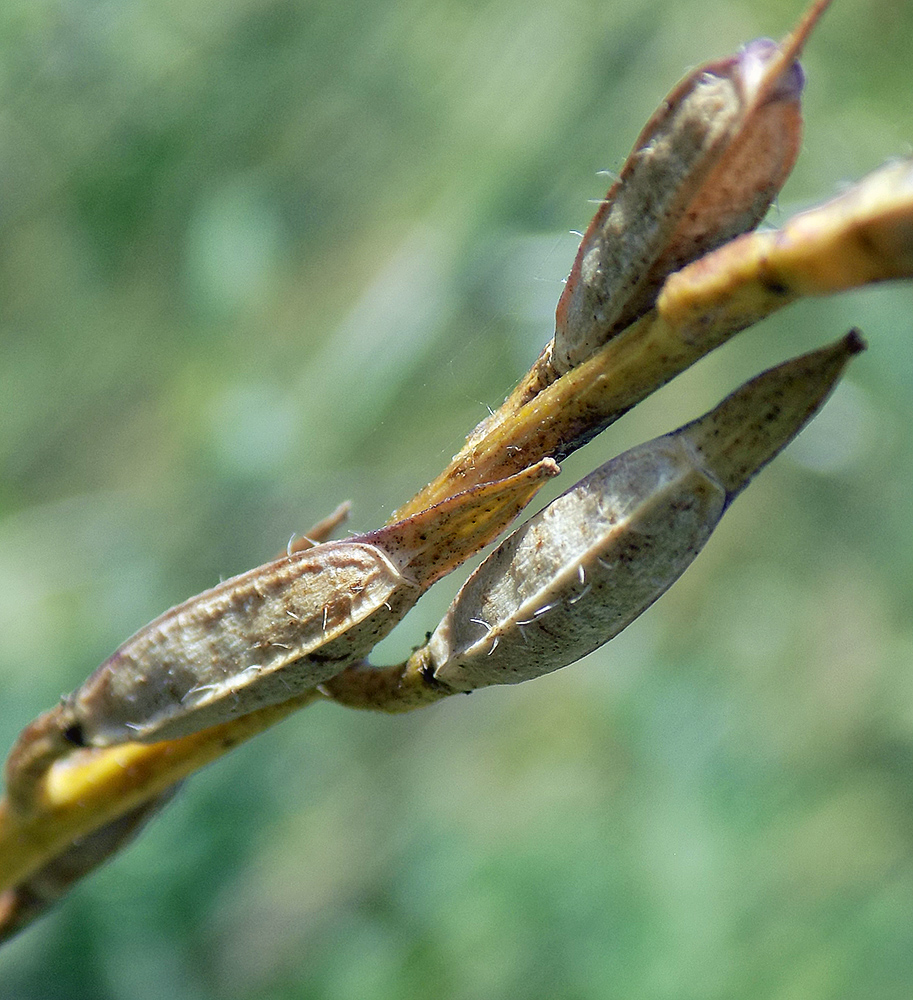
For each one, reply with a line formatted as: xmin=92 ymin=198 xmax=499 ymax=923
xmin=678 ymin=331 xmax=863 ymax=498
xmin=845 ymin=327 xmax=867 ymax=356
xmin=742 ymin=0 xmax=832 ymax=109
xmin=739 ymin=38 xmax=805 ymax=104
xmin=780 ymin=0 xmax=834 ymax=63
xmin=376 ymin=457 xmax=562 ymax=587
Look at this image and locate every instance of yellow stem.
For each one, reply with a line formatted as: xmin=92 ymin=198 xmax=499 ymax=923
xmin=0 ymin=690 xmax=320 ymax=891
xmin=394 ymin=159 xmax=913 ymax=519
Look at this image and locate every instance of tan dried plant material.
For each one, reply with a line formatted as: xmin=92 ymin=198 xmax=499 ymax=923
xmin=0 ymin=684 xmax=326 ymax=927
xmin=551 ymin=0 xmax=831 ymax=375
xmin=0 ymin=787 xmax=178 ymax=944
xmin=2 ymin=460 xmax=556 ymax=821
xmin=67 ymin=540 xmax=420 ymax=746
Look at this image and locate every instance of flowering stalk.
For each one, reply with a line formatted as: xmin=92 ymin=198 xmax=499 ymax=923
xmin=0 ymin=0 xmax=906 ymax=944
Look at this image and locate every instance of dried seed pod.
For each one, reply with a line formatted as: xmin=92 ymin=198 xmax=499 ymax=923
xmin=551 ymin=0 xmax=831 ymax=375
xmin=0 ymin=787 xmax=178 ymax=944
xmin=56 ymin=460 xmax=557 ymax=748
xmin=65 ymin=541 xmax=420 ymax=746
xmin=428 ymin=331 xmax=862 ymax=692
xmin=429 ymin=438 xmax=725 ymax=691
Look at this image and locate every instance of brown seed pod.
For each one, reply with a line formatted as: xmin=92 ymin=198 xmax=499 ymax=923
xmin=428 ymin=437 xmax=726 ymax=691
xmin=66 ymin=541 xmax=420 ymax=746
xmin=428 ymin=331 xmax=862 ymax=692
xmin=57 ymin=460 xmax=557 ymax=748
xmin=551 ymin=0 xmax=831 ymax=376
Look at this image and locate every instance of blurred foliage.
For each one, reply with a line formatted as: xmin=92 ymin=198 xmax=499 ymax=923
xmin=1 ymin=0 xmax=912 ymax=996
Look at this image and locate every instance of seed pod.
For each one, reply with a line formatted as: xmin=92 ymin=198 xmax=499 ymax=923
xmin=551 ymin=0 xmax=831 ymax=375
xmin=428 ymin=331 xmax=863 ymax=692
xmin=59 ymin=460 xmax=557 ymax=747
xmin=429 ymin=438 xmax=725 ymax=690
xmin=0 ymin=788 xmax=178 ymax=944
xmin=65 ymin=541 xmax=420 ymax=746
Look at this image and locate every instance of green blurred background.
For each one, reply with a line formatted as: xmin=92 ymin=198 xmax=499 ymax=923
xmin=1 ymin=0 xmax=912 ymax=996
